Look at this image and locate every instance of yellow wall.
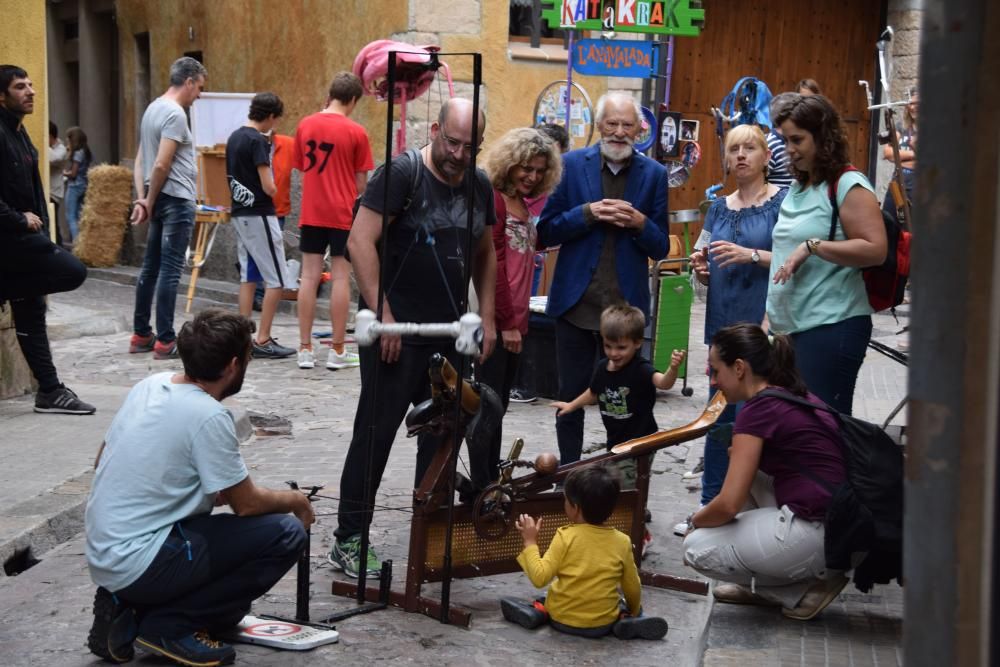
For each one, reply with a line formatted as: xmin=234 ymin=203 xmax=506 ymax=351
xmin=447 ymin=0 xmax=610 ymax=147
xmin=115 ymin=0 xmax=409 ymax=161
xmin=114 ymin=0 xmax=611 ymax=161
xmin=0 ymin=0 xmax=49 ymax=195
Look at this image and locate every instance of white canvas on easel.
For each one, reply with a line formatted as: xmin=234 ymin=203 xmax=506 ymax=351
xmin=190 ymin=92 xmax=253 ymax=206
xmin=191 ymin=92 xmax=254 ymax=148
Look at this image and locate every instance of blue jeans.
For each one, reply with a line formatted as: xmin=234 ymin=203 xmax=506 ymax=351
xmin=133 ymin=194 xmax=195 ymax=344
xmin=116 ymin=513 xmax=305 ymax=639
xmin=701 ymin=386 xmax=740 ymax=506
xmin=64 ymin=182 xmax=86 ymax=241
xmin=554 ymin=318 xmax=602 ymax=464
xmin=789 ymin=315 xmax=872 ymax=415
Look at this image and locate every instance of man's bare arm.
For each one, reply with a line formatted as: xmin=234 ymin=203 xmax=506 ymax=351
xmin=224 ymin=476 xmax=315 ymax=528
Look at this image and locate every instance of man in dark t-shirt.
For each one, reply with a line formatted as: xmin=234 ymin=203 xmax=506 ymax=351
xmin=225 ymin=92 xmax=294 ymax=359
xmin=330 ymin=98 xmax=497 ymax=578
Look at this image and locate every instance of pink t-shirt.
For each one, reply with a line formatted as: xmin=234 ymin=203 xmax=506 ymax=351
xmin=734 ymin=388 xmax=847 ymax=521
xmin=493 ymin=191 xmax=538 ymax=336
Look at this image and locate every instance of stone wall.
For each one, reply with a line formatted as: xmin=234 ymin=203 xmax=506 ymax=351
xmin=875 ymin=0 xmax=924 ymax=200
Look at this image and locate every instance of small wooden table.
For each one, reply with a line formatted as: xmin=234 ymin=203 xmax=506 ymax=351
xmin=185 ymin=208 xmax=229 ymax=313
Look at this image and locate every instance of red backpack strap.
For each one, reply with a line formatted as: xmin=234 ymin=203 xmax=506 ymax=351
xmin=827 ymin=165 xmax=861 ymax=241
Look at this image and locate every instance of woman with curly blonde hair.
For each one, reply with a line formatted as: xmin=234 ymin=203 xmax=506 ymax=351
xmin=467 ymin=127 xmax=561 ymax=494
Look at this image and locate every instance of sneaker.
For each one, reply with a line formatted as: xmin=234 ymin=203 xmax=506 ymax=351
xmin=712 ymin=582 xmax=781 ymax=607
xmin=508 ymin=389 xmax=537 ymax=403
xmin=153 ymin=340 xmax=178 ymax=360
xmin=500 ymin=598 xmax=548 ymax=630
xmin=328 ymin=535 xmax=380 ymax=578
xmin=327 ymin=349 xmax=360 ymax=370
xmin=297 ymin=347 xmax=315 ymax=369
xmin=672 ymin=519 xmax=690 ymax=537
xmin=682 ymin=457 xmax=705 ymax=480
xmin=34 ymin=385 xmax=96 ymax=415
xmin=136 ymin=631 xmax=236 ymax=666
xmin=781 ymin=574 xmax=849 ymax=620
xmin=613 ymin=615 xmax=669 ymax=640
xmin=641 ymin=528 xmax=654 ymax=559
xmin=129 ymin=333 xmax=155 ymax=354
xmin=252 ymin=337 xmax=295 ymax=359
xmin=87 ymin=587 xmax=137 ymax=663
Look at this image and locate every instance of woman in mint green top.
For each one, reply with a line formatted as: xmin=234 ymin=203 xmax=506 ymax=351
xmin=766 ymin=95 xmax=886 ymax=415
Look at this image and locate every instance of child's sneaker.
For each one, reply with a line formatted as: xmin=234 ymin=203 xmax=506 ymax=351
xmin=129 ymin=333 xmax=155 ymax=353
xmin=641 ymin=527 xmax=654 ymax=559
xmin=500 ymin=598 xmax=548 ymax=630
xmin=153 ymin=340 xmax=178 ymax=360
xmin=613 ymin=615 xmax=668 ymax=640
xmin=508 ymin=388 xmax=537 ymax=403
xmin=297 ymin=347 xmax=315 ymax=369
xmin=136 ymin=631 xmax=236 ymax=666
xmin=87 ymin=587 xmax=137 ymax=663
xmin=327 ymin=349 xmax=360 ymax=370
xmin=673 ymin=518 xmax=691 ymax=537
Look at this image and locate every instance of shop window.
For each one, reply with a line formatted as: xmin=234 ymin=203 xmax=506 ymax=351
xmin=508 ymin=0 xmax=569 ymax=62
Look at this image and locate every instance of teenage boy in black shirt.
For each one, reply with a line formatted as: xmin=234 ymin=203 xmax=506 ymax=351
xmin=226 ymin=93 xmax=295 ymax=359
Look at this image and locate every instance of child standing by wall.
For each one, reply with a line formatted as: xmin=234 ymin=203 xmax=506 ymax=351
xmin=500 ymin=466 xmax=668 ymax=639
xmin=63 ymin=126 xmax=92 ymax=242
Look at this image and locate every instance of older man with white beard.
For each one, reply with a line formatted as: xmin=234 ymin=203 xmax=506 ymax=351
xmin=538 ymin=92 xmax=670 ymax=464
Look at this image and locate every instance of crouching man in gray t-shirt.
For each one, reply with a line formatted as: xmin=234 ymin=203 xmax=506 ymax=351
xmin=84 ymin=309 xmax=314 ymax=666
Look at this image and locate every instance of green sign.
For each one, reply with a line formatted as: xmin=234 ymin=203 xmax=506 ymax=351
xmin=543 ymin=0 xmax=705 ymax=37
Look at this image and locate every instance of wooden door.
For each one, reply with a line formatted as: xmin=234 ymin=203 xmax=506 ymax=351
xmin=664 ymin=0 xmax=884 ymax=211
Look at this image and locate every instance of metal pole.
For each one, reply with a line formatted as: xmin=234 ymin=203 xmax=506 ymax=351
xmin=356 ymin=49 xmax=399 ymax=605
xmin=439 ymin=52 xmax=484 ymax=623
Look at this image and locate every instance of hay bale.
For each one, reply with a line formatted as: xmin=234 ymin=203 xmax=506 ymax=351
xmin=74 ymin=164 xmax=133 ymax=267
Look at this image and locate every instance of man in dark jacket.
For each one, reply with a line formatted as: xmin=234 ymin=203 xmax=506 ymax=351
xmin=0 ymin=64 xmax=94 ymax=414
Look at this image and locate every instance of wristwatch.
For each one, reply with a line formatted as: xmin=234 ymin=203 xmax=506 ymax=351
xmin=806 ymin=238 xmax=822 ymax=255
xmin=750 ymin=249 xmax=761 ymax=264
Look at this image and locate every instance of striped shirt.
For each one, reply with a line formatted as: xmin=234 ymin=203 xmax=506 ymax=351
xmin=766 ymin=130 xmax=795 ymax=190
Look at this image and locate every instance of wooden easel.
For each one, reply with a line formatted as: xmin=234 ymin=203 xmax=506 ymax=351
xmin=185 ymin=147 xmax=230 ymax=312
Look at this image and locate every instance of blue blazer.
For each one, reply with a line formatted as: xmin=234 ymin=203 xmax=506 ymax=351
xmin=538 ymin=144 xmax=669 ymax=319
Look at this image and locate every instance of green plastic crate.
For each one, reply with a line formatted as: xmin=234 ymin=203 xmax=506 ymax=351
xmin=652 ymin=273 xmax=693 ymax=379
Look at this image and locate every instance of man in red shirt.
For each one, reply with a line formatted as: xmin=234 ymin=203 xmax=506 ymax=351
xmin=293 ymin=72 xmax=374 ymax=370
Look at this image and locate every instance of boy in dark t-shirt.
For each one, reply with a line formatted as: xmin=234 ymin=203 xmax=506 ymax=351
xmin=552 ymin=304 xmax=685 ymax=449
xmin=225 ymin=92 xmax=295 ymax=360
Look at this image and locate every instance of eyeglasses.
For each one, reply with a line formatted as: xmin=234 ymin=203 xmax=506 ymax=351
xmin=603 ymin=120 xmax=636 ymax=132
xmin=439 ymin=128 xmax=481 ymax=157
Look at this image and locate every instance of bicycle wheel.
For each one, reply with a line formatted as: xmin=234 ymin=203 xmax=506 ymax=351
xmin=532 ymin=80 xmax=595 ymax=150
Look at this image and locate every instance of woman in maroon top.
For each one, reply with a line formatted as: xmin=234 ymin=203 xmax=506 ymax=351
xmin=469 ymin=128 xmax=562 ymax=493
xmin=682 ymin=323 xmax=849 ymax=620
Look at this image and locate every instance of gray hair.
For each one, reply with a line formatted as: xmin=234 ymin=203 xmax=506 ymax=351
xmin=169 ymin=56 xmax=207 ymax=87
xmin=595 ymin=92 xmax=642 ymax=126
xmin=769 ymin=92 xmax=800 ymax=127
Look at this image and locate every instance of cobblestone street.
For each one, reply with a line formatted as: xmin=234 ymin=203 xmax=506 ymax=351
xmin=0 ymin=274 xmax=906 ymax=665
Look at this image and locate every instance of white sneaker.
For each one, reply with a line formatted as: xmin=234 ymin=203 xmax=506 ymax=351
xmin=327 ymin=349 xmax=360 ymax=370
xmin=673 ymin=519 xmax=691 ymax=537
xmin=297 ymin=348 xmax=315 ymax=369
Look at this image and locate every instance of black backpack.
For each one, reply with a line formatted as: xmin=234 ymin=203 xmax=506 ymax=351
xmin=351 ymin=147 xmax=424 ymax=221
xmin=757 ymin=389 xmax=904 ymax=593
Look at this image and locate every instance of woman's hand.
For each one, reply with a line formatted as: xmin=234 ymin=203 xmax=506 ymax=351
xmin=710 ymin=240 xmax=753 ymax=269
xmin=688 ymin=249 xmax=710 ymax=285
xmin=500 ymin=329 xmax=522 ymax=355
xmin=772 ymin=242 xmax=811 ymax=285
